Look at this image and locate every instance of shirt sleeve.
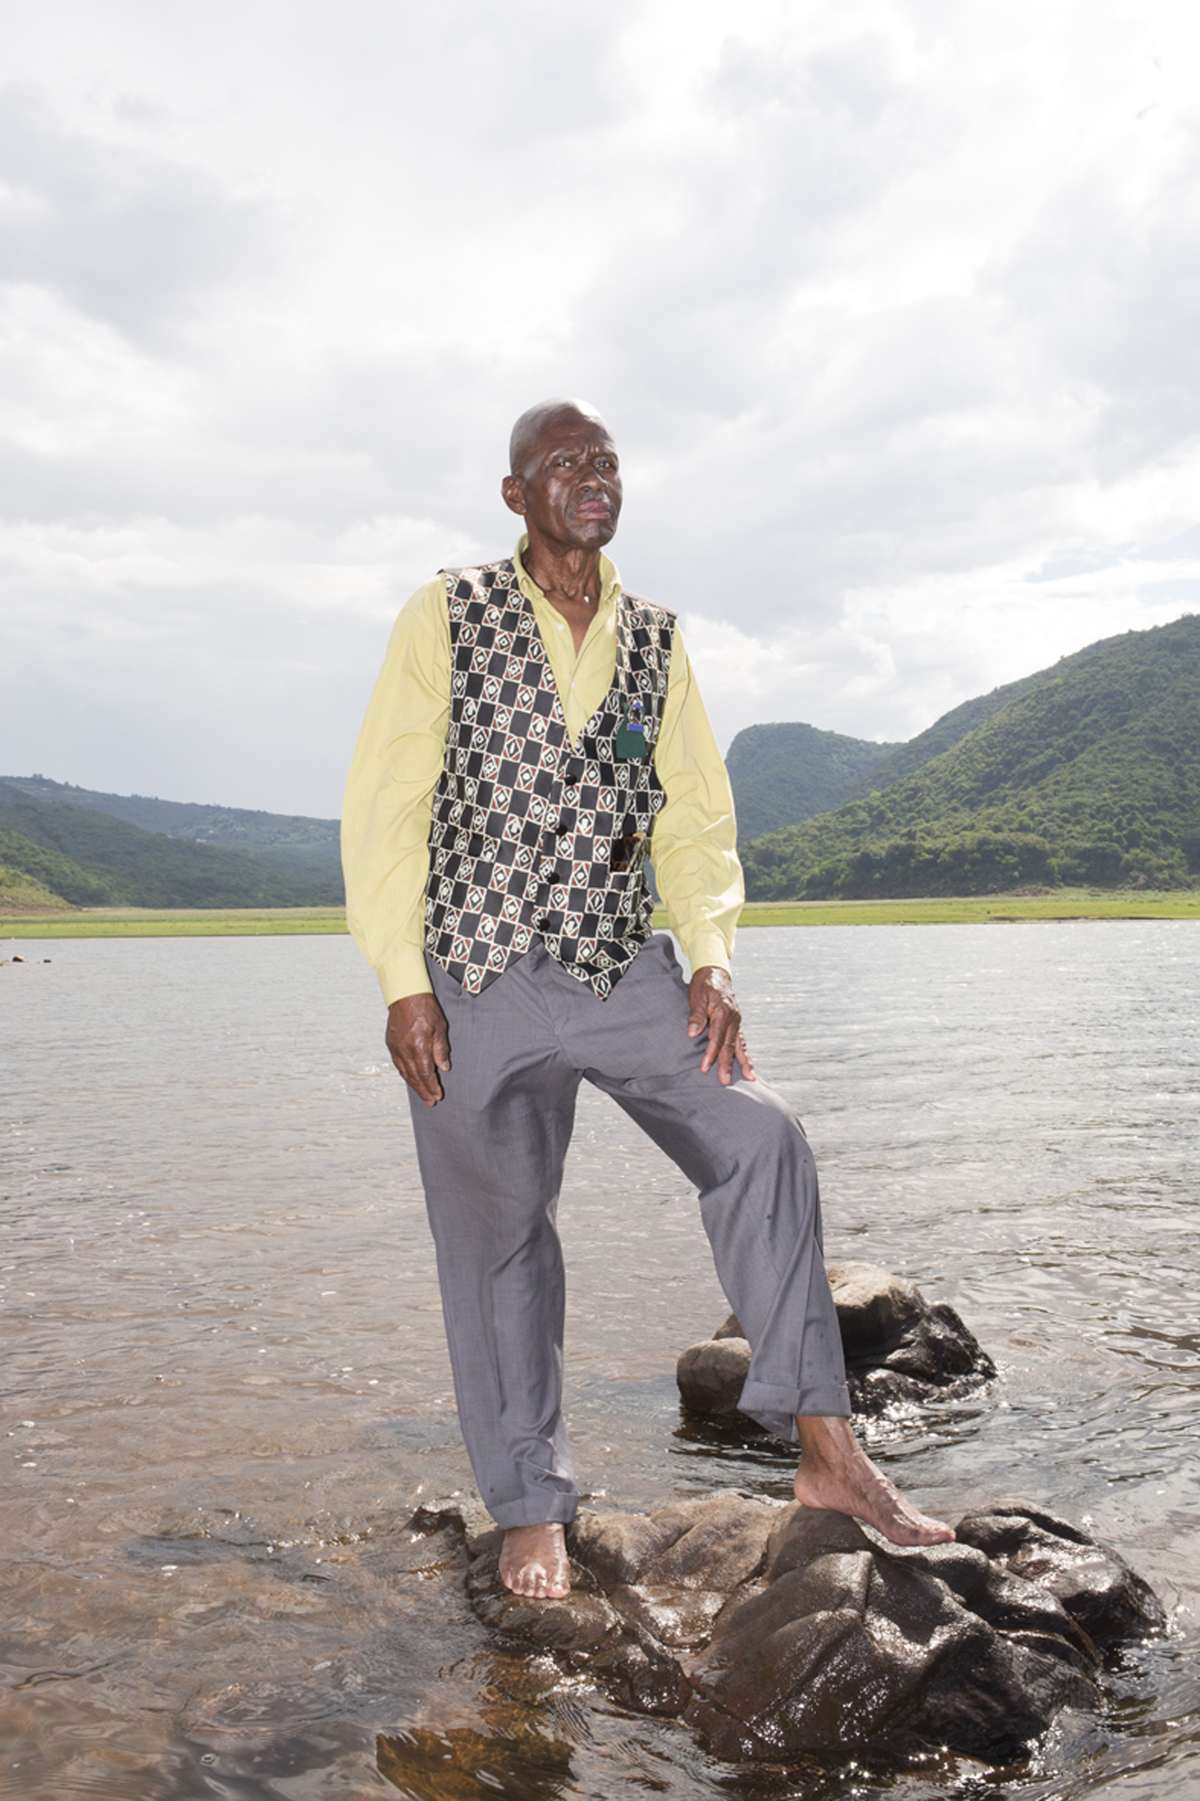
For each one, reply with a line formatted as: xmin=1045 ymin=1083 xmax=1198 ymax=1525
xmin=650 ymin=624 xmax=744 ymax=974
xmin=341 ymin=577 xmax=450 ymax=1005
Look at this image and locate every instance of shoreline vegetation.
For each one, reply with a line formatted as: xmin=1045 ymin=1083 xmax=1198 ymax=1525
xmin=3 ymin=889 xmax=1200 ymax=939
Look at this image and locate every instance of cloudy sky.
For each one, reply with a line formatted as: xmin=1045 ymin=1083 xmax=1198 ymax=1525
xmin=2 ymin=0 xmax=1198 ymax=817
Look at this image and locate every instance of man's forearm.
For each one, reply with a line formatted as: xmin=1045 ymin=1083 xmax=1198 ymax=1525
xmin=649 ymin=626 xmax=743 ymax=971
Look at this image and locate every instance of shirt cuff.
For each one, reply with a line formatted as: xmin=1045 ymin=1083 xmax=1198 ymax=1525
xmin=377 ymin=948 xmax=434 ymax=1007
xmin=674 ymin=927 xmax=733 ymax=978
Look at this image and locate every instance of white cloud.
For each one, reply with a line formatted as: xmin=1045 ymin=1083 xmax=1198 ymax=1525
xmin=0 ymin=84 xmax=274 ymax=343
xmin=0 ymin=0 xmax=1198 ymax=811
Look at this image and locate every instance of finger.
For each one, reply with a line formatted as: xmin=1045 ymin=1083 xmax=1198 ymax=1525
xmin=716 ymin=1027 xmax=739 ymax=1086
xmin=404 ymin=1054 xmax=444 ymax=1106
xmin=686 ymin=1004 xmax=707 ymax=1039
xmin=697 ymin=1002 xmax=743 ymax=1080
xmin=414 ymin=1028 xmax=450 ymax=1102
xmin=697 ymin=1010 xmax=719 ymax=1072
xmin=387 ymin=1033 xmax=442 ymax=1105
xmin=735 ymin=1034 xmax=757 ymax=1081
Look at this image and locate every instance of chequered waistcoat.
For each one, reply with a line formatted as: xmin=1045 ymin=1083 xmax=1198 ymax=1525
xmin=424 ymin=559 xmax=675 ymax=998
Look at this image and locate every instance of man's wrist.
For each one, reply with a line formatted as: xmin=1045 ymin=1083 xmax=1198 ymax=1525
xmin=679 ymin=933 xmax=733 ymax=979
xmin=379 ymin=951 xmax=433 ymax=1007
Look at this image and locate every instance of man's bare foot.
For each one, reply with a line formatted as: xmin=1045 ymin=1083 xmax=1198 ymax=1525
xmin=794 ymin=1415 xmax=955 ymax=1547
xmin=499 ymin=1522 xmax=570 ymax=1598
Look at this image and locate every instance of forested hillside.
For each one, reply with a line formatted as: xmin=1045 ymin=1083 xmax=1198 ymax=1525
xmin=726 ymin=723 xmax=899 ymax=840
xmin=741 ymin=615 xmax=1200 ymax=899
xmin=0 ymin=785 xmax=343 ymax=908
xmin=847 ymin=628 xmax=1131 ymax=796
xmin=0 ymin=850 xmax=72 ymax=912
xmin=1 ymin=776 xmax=341 ymax=885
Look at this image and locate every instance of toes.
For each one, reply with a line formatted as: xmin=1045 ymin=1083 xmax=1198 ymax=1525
xmin=501 ymin=1566 xmax=569 ymax=1598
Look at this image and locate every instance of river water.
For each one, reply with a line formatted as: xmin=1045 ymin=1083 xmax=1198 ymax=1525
xmin=1 ymin=922 xmax=1198 ymax=1800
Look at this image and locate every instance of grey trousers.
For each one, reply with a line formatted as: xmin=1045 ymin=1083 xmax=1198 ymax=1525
xmin=408 ymin=934 xmax=850 ymax=1529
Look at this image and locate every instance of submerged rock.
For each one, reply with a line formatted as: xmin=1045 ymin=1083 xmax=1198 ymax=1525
xmin=677 ymin=1261 xmax=996 ymax=1426
xmin=431 ymin=1494 xmax=1164 ymax=1767
xmin=378 ymin=1724 xmax=574 ymax=1801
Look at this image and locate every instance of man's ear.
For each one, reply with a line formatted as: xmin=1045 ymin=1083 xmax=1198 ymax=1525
xmin=501 ymin=474 xmax=527 ymax=517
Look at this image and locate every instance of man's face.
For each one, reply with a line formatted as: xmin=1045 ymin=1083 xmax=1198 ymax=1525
xmin=502 ymin=412 xmax=623 ymax=552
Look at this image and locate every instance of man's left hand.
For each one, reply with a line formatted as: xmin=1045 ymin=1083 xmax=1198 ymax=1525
xmin=686 ymin=966 xmax=756 ymax=1085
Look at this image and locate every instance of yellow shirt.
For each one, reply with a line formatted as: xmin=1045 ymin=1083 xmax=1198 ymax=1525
xmin=342 ymin=538 xmax=743 ymax=1004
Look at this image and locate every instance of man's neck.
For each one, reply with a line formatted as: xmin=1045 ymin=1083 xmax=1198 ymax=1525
xmin=520 ymin=535 xmax=609 ymax=655
xmin=521 ymin=535 xmax=603 ymax=609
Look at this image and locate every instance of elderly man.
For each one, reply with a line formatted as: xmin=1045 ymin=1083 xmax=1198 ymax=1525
xmin=342 ymin=399 xmax=952 ymax=1598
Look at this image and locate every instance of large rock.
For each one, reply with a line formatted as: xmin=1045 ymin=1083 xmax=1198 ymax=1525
xmin=429 ymin=1494 xmax=1164 ymax=1767
xmin=677 ymin=1262 xmax=996 ymax=1426
xmin=955 ymin=1498 xmax=1165 ymax=1650
xmin=675 ymin=1338 xmax=756 ymax=1422
xmin=828 ymin=1260 xmax=927 ymax=1353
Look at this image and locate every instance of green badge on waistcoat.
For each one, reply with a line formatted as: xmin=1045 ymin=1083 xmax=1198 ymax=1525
xmin=615 ymin=696 xmax=649 ymax=760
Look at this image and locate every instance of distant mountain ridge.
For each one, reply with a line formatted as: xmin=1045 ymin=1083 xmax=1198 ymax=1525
xmin=741 ymin=614 xmax=1200 ymax=899
xmin=725 ymin=723 xmax=899 ymax=841
xmin=721 ymin=639 xmax=1125 ymax=848
xmin=0 ymin=783 xmax=343 ymax=909
xmin=845 ymin=630 xmax=1124 ymax=797
xmin=1 ymin=775 xmax=340 ymax=881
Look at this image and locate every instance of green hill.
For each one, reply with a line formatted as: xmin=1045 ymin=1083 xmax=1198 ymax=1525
xmin=0 ymin=853 xmax=75 ymax=913
xmin=725 ymin=723 xmax=900 ymax=841
xmin=741 ymin=614 xmax=1200 ymax=900
xmin=846 ymin=631 xmax=1125 ymax=797
xmin=1 ymin=775 xmax=342 ymax=887
xmin=0 ymin=785 xmax=343 ymax=909
xmin=0 ymin=824 xmax=116 ymax=907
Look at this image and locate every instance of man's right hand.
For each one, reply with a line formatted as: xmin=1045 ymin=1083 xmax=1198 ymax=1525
xmin=385 ymin=994 xmax=452 ymax=1106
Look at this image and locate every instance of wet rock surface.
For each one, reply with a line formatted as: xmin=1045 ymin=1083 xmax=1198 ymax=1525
xmin=678 ymin=1260 xmax=997 ymax=1425
xmin=430 ymin=1493 xmax=1165 ymax=1767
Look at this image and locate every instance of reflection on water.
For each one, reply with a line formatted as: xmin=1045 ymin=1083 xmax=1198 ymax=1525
xmin=2 ymin=922 xmax=1198 ymax=1798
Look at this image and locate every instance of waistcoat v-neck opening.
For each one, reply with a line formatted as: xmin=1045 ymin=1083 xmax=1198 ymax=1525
xmin=515 ymin=586 xmax=638 ymax=755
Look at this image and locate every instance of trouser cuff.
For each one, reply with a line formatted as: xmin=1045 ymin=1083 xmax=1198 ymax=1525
xmin=738 ymin=1379 xmax=851 ymax=1441
xmin=486 ymin=1494 xmax=579 ymax=1530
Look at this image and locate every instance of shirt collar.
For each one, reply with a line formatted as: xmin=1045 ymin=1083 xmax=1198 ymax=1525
xmin=513 ymin=534 xmax=622 ymax=613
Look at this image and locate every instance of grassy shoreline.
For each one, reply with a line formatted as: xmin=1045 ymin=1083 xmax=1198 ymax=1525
xmin=3 ymin=890 xmax=1199 ymax=939
xmin=732 ymin=891 xmax=1200 ymax=927
xmin=0 ymin=906 xmax=350 ymax=938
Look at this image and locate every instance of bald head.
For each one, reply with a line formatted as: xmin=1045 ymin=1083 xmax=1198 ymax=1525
xmin=500 ymin=399 xmax=622 ymax=557
xmin=509 ymin=398 xmax=610 ymax=477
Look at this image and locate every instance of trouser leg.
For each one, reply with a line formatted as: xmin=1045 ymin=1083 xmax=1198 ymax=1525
xmin=556 ymin=936 xmax=850 ymax=1438
xmin=595 ymin=1071 xmax=849 ymax=1435
xmin=408 ymin=952 xmax=582 ymax=1528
